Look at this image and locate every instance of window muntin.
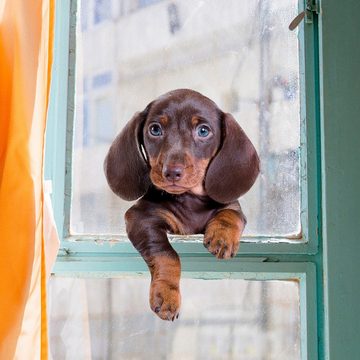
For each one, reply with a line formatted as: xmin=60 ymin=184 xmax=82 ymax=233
xmin=71 ymin=0 xmax=302 ymax=240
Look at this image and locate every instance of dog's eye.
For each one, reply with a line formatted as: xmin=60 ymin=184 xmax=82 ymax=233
xmin=149 ymin=124 xmax=163 ymax=137
xmin=197 ymin=125 xmax=210 ymax=138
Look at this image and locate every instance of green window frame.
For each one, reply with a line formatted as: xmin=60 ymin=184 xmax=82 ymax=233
xmin=45 ymin=0 xmax=360 ymax=359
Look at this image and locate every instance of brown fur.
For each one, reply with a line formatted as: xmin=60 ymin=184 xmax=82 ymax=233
xmin=156 ymin=209 xmax=186 ymax=235
xmin=147 ymin=255 xmax=181 ymax=321
xmin=191 ymin=116 xmax=200 ymax=127
xmin=158 ymin=115 xmax=169 ymax=126
xmin=105 ymin=89 xmax=260 ymax=320
xmin=204 ymin=209 xmax=245 ymax=259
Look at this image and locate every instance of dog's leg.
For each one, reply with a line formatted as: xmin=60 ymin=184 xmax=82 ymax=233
xmin=204 ymin=203 xmax=246 ymax=259
xmin=125 ymin=205 xmax=181 ymax=321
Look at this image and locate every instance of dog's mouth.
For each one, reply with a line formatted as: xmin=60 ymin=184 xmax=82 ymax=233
xmin=161 ymin=184 xmax=189 ymax=194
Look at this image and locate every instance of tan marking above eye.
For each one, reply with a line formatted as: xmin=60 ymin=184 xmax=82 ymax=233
xmin=191 ymin=116 xmax=200 ymax=127
xmin=158 ymin=115 xmax=169 ymax=126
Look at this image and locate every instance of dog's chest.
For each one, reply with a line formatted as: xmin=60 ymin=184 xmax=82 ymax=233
xmin=166 ymin=193 xmax=220 ymax=234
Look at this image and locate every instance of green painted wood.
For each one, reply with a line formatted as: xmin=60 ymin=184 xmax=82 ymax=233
xmin=62 ymin=0 xmax=77 ymax=238
xmin=58 ymin=236 xmax=314 ymax=256
xmin=45 ymin=0 xmax=71 ymax=238
xmin=53 ymin=258 xmax=312 ymax=278
xmin=301 ymin=262 xmax=318 ymax=360
xmin=318 ymin=0 xmax=360 ymax=358
xmin=299 ymin=0 xmax=321 ymax=255
xmin=296 ymin=4 xmax=327 ymax=358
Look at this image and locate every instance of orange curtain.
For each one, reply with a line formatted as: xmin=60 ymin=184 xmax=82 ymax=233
xmin=0 ymin=0 xmax=55 ymax=358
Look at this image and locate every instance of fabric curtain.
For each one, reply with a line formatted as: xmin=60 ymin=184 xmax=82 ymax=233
xmin=0 ymin=0 xmax=56 ymax=358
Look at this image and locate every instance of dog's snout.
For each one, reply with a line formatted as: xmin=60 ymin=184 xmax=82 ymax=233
xmin=163 ymin=164 xmax=184 ymax=182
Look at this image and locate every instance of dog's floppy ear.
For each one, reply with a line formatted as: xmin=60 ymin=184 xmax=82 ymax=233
xmin=205 ymin=113 xmax=260 ymax=204
xmin=104 ymin=108 xmax=151 ymax=201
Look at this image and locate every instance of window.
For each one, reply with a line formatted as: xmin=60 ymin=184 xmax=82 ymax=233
xmin=49 ymin=278 xmax=301 ymax=359
xmin=72 ymin=0 xmax=306 ymax=239
xmin=94 ymin=0 xmax=112 ymax=24
xmin=80 ymin=0 xmax=88 ymax=31
xmin=46 ymin=0 xmax=320 ymax=358
xmin=139 ymin=0 xmax=163 ymax=9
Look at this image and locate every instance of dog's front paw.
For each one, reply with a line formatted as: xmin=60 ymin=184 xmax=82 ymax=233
xmin=204 ymin=210 xmax=244 ymax=259
xmin=150 ymin=280 xmax=181 ymax=321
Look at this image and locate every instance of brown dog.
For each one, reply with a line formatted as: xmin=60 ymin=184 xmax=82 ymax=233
xmin=104 ymin=89 xmax=259 ymax=321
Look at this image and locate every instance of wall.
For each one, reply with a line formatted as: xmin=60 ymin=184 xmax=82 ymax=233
xmin=319 ymin=0 xmax=360 ymax=358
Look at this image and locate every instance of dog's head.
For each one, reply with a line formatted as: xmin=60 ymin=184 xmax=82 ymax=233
xmin=104 ymin=89 xmax=259 ymax=204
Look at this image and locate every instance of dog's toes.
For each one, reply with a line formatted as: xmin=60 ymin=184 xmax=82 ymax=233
xmin=150 ymin=280 xmax=181 ymax=321
xmin=204 ymin=229 xmax=240 ymax=260
xmin=204 ymin=210 xmax=244 ymax=259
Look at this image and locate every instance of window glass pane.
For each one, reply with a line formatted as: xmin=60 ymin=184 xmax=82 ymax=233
xmin=94 ymin=0 xmax=112 ymax=24
xmin=49 ymin=277 xmax=300 ymax=359
xmin=71 ymin=0 xmax=301 ymax=237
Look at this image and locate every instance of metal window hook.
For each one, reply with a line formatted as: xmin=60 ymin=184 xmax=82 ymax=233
xmin=289 ymin=0 xmax=319 ymax=31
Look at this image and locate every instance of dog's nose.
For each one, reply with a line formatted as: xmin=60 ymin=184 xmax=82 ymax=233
xmin=163 ymin=164 xmax=184 ymax=182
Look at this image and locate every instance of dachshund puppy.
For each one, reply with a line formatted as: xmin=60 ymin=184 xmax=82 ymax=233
xmin=104 ymin=89 xmax=259 ymax=321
